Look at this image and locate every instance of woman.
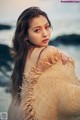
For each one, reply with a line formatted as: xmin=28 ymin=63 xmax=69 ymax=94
xmin=8 ymin=7 xmax=80 ymax=120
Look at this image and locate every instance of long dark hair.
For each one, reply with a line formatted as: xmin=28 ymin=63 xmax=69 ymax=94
xmin=11 ymin=6 xmax=52 ymax=99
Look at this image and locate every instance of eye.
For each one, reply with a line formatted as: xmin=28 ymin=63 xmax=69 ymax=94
xmin=45 ymin=25 xmax=50 ymax=29
xmin=34 ymin=29 xmax=41 ymax=33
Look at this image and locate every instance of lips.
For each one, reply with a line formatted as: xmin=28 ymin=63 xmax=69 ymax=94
xmin=42 ymin=39 xmax=49 ymax=43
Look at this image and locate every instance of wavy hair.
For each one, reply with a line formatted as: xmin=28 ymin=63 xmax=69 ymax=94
xmin=11 ymin=7 xmax=52 ymax=99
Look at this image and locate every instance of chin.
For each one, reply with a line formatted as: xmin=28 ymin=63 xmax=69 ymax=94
xmin=40 ymin=44 xmax=48 ymax=47
xmin=43 ymin=43 xmax=49 ymax=46
xmin=36 ymin=42 xmax=49 ymax=47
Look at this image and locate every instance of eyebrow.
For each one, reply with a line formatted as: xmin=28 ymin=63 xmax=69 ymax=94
xmin=32 ymin=22 xmax=49 ymax=30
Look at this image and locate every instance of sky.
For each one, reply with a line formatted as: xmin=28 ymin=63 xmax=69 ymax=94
xmin=0 ymin=0 xmax=80 ymax=23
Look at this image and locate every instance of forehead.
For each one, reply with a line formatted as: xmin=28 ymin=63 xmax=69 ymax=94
xmin=29 ymin=15 xmax=49 ymax=28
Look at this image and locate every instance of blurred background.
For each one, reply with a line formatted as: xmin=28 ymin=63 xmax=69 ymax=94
xmin=0 ymin=0 xmax=80 ymax=112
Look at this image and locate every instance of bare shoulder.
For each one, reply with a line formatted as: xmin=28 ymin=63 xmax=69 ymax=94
xmin=45 ymin=46 xmax=58 ymax=53
xmin=40 ymin=46 xmax=74 ymax=65
xmin=40 ymin=46 xmax=58 ymax=58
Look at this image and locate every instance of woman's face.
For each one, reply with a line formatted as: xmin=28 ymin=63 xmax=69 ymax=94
xmin=26 ymin=15 xmax=52 ymax=47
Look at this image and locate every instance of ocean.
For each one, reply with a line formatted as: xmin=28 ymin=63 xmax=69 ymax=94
xmin=0 ymin=19 xmax=80 ymax=112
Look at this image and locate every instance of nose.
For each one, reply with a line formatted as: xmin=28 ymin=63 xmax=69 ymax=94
xmin=42 ymin=29 xmax=48 ymax=37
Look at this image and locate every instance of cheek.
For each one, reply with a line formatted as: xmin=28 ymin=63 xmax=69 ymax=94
xmin=47 ymin=28 xmax=51 ymax=35
xmin=49 ymin=31 xmax=51 ymax=35
xmin=31 ymin=32 xmax=41 ymax=39
xmin=30 ymin=34 xmax=39 ymax=41
xmin=48 ymin=31 xmax=51 ymax=37
xmin=28 ymin=32 xmax=35 ymax=40
xmin=28 ymin=33 xmax=40 ymax=44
